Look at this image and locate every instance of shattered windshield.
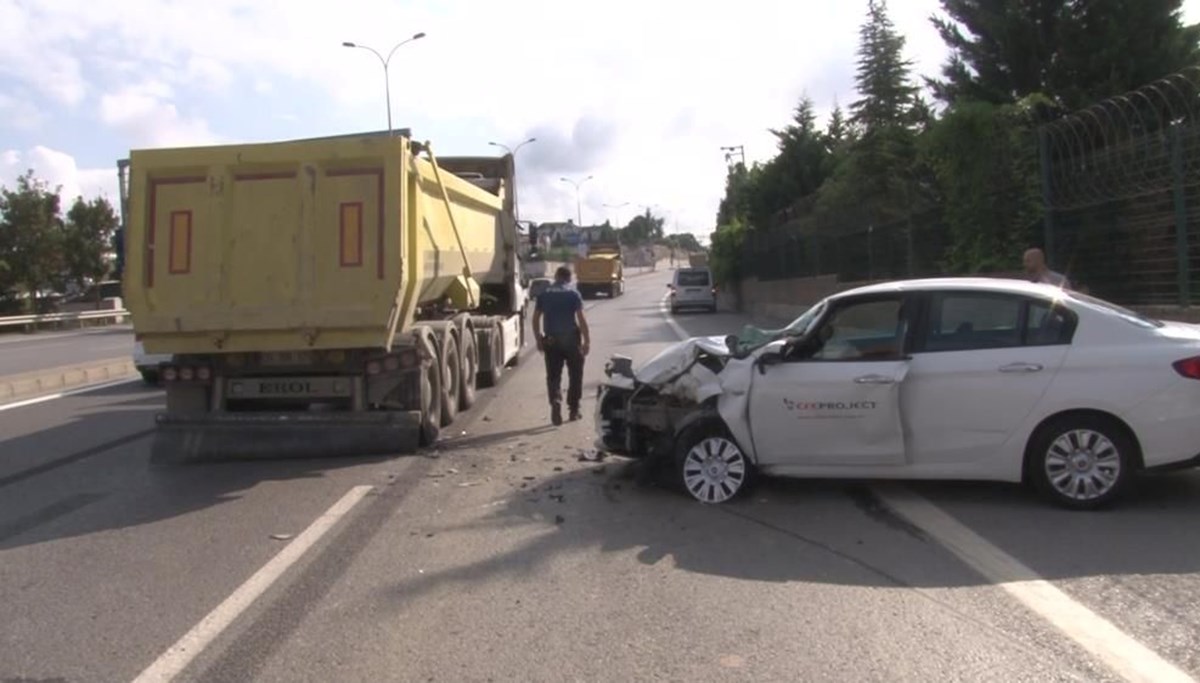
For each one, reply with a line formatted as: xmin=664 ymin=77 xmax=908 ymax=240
xmin=733 ymin=300 xmax=826 ymax=354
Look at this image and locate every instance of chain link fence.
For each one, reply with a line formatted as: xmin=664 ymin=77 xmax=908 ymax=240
xmin=737 ymin=68 xmax=1200 ymax=308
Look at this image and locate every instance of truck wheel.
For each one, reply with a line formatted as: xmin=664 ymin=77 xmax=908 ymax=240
xmin=439 ymin=333 xmax=461 ymax=427
xmin=459 ymin=325 xmax=478 ymax=410
xmin=418 ymin=343 xmax=442 ymax=447
xmin=480 ymin=322 xmax=504 ymax=387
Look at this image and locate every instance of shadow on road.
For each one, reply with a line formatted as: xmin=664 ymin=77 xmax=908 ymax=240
xmin=372 ymin=452 xmax=1200 ymax=608
xmin=0 ymin=383 xmax=399 ymax=552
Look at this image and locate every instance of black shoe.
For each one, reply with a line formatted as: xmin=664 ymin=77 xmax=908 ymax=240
xmin=568 ymin=407 xmax=582 ymax=422
xmin=551 ymin=403 xmax=563 ymax=426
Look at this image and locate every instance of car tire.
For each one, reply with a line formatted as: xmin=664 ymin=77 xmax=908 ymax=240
xmin=438 ymin=332 xmax=461 ymax=427
xmin=672 ymin=420 xmax=755 ymax=504
xmin=1026 ymin=414 xmax=1136 ymax=510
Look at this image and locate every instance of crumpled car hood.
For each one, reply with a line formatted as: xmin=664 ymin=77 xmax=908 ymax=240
xmin=633 ymin=335 xmax=730 ymax=385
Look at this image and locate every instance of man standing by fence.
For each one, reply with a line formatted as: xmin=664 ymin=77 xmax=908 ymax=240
xmin=532 ymin=266 xmax=591 ymax=426
xmin=1024 ymin=248 xmax=1071 ymax=289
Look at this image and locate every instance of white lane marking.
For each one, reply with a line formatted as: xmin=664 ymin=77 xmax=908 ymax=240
xmin=0 ymin=377 xmax=142 ymax=413
xmin=659 ymin=295 xmax=690 ymax=342
xmin=131 ymin=485 xmax=375 ymax=683
xmin=877 ymin=487 xmax=1195 ymax=683
xmin=660 ymin=293 xmax=1194 ymax=682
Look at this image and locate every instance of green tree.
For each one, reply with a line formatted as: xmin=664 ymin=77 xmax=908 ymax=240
xmin=620 ymin=210 xmax=665 ymax=244
xmin=849 ymin=0 xmax=922 ymax=200
xmin=921 ymin=97 xmax=1045 ymax=272
xmin=930 ymin=0 xmax=1200 ymax=110
xmin=63 ymin=196 xmax=120 ymax=298
xmin=0 ymin=170 xmax=66 ymax=311
xmin=746 ymin=96 xmax=834 ymax=229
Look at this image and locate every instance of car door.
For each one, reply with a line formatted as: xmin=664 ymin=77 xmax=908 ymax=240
xmin=901 ymin=290 xmax=1076 ymax=466
xmin=748 ymin=293 xmax=914 ymax=467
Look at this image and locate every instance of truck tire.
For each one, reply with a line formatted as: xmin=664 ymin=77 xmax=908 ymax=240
xmin=479 ymin=321 xmax=504 ymax=388
xmin=459 ymin=322 xmax=478 ymax=410
xmin=439 ymin=332 xmax=461 ymax=427
xmin=415 ymin=328 xmax=442 ymax=447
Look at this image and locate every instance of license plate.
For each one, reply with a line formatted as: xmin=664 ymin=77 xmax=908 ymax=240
xmin=228 ymin=376 xmax=352 ymax=398
xmin=261 ymin=351 xmax=315 ymax=366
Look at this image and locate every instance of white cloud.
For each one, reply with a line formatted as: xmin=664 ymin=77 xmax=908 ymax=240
xmin=0 ymin=146 xmax=118 ymax=205
xmin=99 ymin=81 xmax=224 ymax=148
xmin=0 ymin=0 xmax=962 ymax=234
xmin=0 ymin=92 xmax=43 ymax=131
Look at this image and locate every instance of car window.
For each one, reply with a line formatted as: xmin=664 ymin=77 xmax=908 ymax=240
xmin=676 ymin=270 xmax=710 ymax=287
xmin=805 ymin=297 xmax=905 ymax=361
xmin=923 ymin=292 xmax=1075 ymax=352
xmin=925 ymin=293 xmax=1023 ymax=352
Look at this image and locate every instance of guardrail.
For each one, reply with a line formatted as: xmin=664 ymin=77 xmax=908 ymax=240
xmin=0 ymin=309 xmax=130 ymax=330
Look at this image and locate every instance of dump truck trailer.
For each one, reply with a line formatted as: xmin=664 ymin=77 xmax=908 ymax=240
xmin=118 ymin=131 xmax=528 ymax=461
xmin=573 ymin=242 xmax=624 ymax=299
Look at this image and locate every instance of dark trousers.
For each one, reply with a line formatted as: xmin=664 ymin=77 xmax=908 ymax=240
xmin=543 ymin=335 xmax=584 ymax=410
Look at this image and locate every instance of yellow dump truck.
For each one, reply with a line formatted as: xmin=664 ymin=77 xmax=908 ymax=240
xmin=117 ymin=130 xmax=528 ymax=460
xmin=573 ymin=242 xmax=624 ymax=299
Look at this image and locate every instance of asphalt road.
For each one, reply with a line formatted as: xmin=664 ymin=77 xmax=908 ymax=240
xmin=1 ymin=271 xmax=1198 ymax=682
xmin=0 ymin=324 xmax=135 ymax=377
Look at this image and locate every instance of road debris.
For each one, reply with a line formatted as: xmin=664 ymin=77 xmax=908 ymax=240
xmin=549 ymin=494 xmax=565 ymax=503
xmin=269 ymin=533 xmax=293 ymax=541
xmin=554 ymin=515 xmax=565 ymax=525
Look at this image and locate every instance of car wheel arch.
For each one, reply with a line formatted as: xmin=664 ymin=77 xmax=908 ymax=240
xmin=672 ymin=408 xmax=755 ymax=465
xmin=1022 ymin=408 xmax=1145 ymax=483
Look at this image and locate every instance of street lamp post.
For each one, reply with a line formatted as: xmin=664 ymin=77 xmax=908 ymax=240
xmin=488 ymin=137 xmax=536 ymax=223
xmin=603 ymin=201 xmax=630 ymax=229
xmin=560 ymin=175 xmax=594 ymax=226
xmin=720 ymin=144 xmax=746 ymax=166
xmin=342 ymin=32 xmax=426 ymax=135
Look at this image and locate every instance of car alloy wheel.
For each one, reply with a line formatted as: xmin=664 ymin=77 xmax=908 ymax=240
xmin=1029 ymin=415 xmax=1135 ymax=510
xmin=1044 ymin=429 xmax=1121 ymax=502
xmin=681 ymin=436 xmax=748 ymax=504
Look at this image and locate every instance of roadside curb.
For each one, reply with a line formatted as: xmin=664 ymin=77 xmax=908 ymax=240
xmin=0 ymin=357 xmax=137 ymax=402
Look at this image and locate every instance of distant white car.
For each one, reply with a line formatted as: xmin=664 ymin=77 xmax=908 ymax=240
xmin=133 ymin=338 xmax=171 ymax=385
xmin=597 ymin=277 xmax=1200 ymax=510
xmin=668 ymin=267 xmax=717 ymax=313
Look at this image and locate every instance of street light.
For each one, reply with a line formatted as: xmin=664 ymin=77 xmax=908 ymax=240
xmin=488 ymin=137 xmax=537 ymax=223
xmin=603 ymin=201 xmax=630 ymax=229
xmin=560 ymin=175 xmax=594 ymax=225
xmin=342 ymin=32 xmax=426 ymax=135
xmin=720 ymin=144 xmax=746 ymax=166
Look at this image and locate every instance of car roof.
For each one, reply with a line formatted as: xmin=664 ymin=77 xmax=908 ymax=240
xmin=832 ymin=276 xmax=1066 ymax=299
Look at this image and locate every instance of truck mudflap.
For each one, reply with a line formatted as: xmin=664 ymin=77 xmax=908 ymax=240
xmin=150 ymin=410 xmax=423 ymax=464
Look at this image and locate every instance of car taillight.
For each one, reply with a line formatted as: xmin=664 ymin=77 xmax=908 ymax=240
xmin=1174 ymin=356 xmax=1200 ymax=380
xmin=180 ymin=367 xmax=195 ymax=381
xmin=163 ymin=367 xmax=178 ymax=382
xmin=197 ymin=367 xmax=211 ymax=381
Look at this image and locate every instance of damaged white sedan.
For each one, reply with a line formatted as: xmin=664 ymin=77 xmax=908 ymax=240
xmin=596 ymin=277 xmax=1200 ymax=510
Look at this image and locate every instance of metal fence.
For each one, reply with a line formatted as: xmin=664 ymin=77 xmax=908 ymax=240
xmin=1040 ymin=68 xmax=1200 ymax=306
xmin=740 ymin=207 xmax=951 ymax=284
xmin=738 ymin=67 xmax=1200 ymax=307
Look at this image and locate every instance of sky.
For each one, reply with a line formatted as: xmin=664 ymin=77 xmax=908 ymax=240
xmin=2 ymin=0 xmax=1199 ymax=245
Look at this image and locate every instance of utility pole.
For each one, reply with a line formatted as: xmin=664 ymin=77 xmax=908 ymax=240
xmin=720 ymin=144 xmax=746 ymax=167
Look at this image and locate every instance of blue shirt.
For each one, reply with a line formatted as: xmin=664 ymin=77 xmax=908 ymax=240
xmin=536 ymin=284 xmax=582 ymax=338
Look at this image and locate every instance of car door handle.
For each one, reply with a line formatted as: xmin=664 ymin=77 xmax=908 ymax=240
xmin=854 ymin=374 xmax=895 ymax=385
xmin=999 ymin=362 xmax=1044 ymax=373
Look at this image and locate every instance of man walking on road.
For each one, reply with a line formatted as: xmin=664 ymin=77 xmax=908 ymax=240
xmin=532 ymin=266 xmax=591 ymax=425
